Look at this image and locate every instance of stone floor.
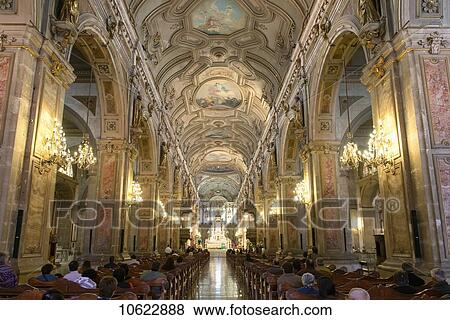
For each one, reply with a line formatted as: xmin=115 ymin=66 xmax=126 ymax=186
xmin=194 ymin=250 xmax=244 ymax=300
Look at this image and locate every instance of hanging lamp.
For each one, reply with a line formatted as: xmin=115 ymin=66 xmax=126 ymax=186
xmin=339 ymin=58 xmax=362 ymax=170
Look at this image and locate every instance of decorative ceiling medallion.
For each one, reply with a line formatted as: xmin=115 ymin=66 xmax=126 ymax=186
xmin=192 ymin=0 xmax=247 ymax=35
xmin=195 ymin=79 xmax=242 ymax=109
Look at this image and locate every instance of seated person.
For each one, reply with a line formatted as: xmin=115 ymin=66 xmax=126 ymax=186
xmin=297 ymin=273 xmax=318 ymax=296
xmin=392 ymin=271 xmax=418 ymax=294
xmin=80 ymin=260 xmax=92 ymax=274
xmin=318 ymin=276 xmax=337 ymax=300
xmin=42 ymin=289 xmax=64 ymax=300
xmin=402 ymin=262 xmax=425 ymax=287
xmin=113 ymin=268 xmax=131 ymax=289
xmin=141 ymin=261 xmax=167 ymax=282
xmin=36 ymin=264 xmax=57 ymax=282
xmin=97 ymin=276 xmax=118 ymax=300
xmin=296 ymin=258 xmax=317 ymax=277
xmin=124 ymin=254 xmax=140 ymax=265
xmin=430 ymin=268 xmax=450 ymax=295
xmin=263 ymin=259 xmax=284 ymax=277
xmin=76 ymin=268 xmax=97 ymax=288
xmin=315 ymin=258 xmax=332 ymax=278
xmin=141 ymin=261 xmax=168 ymax=299
xmin=63 ymin=260 xmax=81 ymax=282
xmin=118 ymin=264 xmax=130 ymax=280
xmin=175 ymin=255 xmax=184 ymax=265
xmin=292 ymin=259 xmax=304 ymax=274
xmin=104 ymin=256 xmax=118 ymax=269
xmin=0 ymin=252 xmax=18 ymax=288
xmin=161 ymin=257 xmax=175 ymax=271
xmin=347 ymin=287 xmax=370 ymax=300
xmin=277 ymin=262 xmax=303 ymax=294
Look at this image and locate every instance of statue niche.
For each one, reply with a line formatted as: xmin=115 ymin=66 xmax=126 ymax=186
xmin=357 ymin=0 xmax=385 ymax=53
xmin=50 ymin=0 xmax=80 ymax=54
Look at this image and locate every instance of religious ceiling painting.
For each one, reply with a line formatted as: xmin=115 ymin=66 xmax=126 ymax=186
xmin=196 ymin=79 xmax=242 ymax=109
xmin=192 ymin=0 xmax=247 ymax=36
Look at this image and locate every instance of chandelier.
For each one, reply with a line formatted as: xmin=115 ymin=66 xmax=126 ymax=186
xmin=294 ymin=179 xmax=311 ymax=205
xmin=360 ymin=122 xmax=393 ymax=173
xmin=72 ymin=66 xmax=97 ymax=171
xmin=128 ymin=180 xmax=143 ymax=205
xmin=73 ymin=137 xmax=97 ymax=170
xmin=340 ymin=59 xmax=362 ymax=170
xmin=42 ymin=119 xmax=73 ymax=172
xmin=340 ymin=133 xmax=362 ymax=170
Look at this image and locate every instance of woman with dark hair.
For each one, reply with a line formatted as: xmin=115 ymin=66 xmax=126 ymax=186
xmin=161 ymin=256 xmax=175 ymax=271
xmin=318 ymin=276 xmax=337 ymax=299
xmin=36 ymin=264 xmax=57 ymax=282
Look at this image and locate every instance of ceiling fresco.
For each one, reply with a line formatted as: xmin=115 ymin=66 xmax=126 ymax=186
xmin=192 ymin=0 xmax=247 ymax=35
xmin=195 ymin=79 xmax=242 ymax=109
xmin=127 ymin=0 xmax=314 ymax=200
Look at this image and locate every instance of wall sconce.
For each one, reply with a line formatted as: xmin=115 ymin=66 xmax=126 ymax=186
xmin=294 ymin=179 xmax=311 ymax=205
xmin=127 ymin=179 xmax=143 ymax=206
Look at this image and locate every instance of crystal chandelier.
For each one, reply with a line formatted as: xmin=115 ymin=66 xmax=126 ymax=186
xmin=360 ymin=122 xmax=393 ymax=173
xmin=43 ymin=119 xmax=73 ymax=171
xmin=128 ymin=179 xmax=143 ymax=205
xmin=340 ymin=59 xmax=361 ymax=170
xmin=72 ymin=66 xmax=97 ymax=171
xmin=294 ymin=179 xmax=311 ymax=205
xmin=73 ymin=137 xmax=97 ymax=169
xmin=340 ymin=133 xmax=362 ymax=170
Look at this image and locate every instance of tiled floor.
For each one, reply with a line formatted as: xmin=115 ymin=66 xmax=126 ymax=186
xmin=195 ymin=250 xmax=244 ymax=300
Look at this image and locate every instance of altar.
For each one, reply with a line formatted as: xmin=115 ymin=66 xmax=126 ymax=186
xmin=205 ymin=215 xmax=231 ymax=249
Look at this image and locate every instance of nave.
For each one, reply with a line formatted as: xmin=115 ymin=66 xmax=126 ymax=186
xmin=1 ymin=0 xmax=450 ymax=301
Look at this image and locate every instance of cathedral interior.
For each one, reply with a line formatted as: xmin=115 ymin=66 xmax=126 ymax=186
xmin=1 ymin=0 xmax=450 ymax=300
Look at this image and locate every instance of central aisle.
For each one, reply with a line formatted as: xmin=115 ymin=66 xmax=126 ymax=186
xmin=195 ymin=250 xmax=244 ymax=300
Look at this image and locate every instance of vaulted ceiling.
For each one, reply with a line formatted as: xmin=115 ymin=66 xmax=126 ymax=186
xmin=127 ymin=0 xmax=314 ymax=200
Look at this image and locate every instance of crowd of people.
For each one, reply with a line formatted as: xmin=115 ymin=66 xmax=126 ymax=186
xmin=228 ymin=247 xmax=450 ymax=300
xmin=0 ymin=246 xmax=209 ymax=300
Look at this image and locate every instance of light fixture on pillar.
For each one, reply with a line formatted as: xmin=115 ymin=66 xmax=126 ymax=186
xmin=73 ymin=66 xmax=97 ymax=170
xmin=339 ymin=58 xmax=362 ymax=170
xmin=360 ymin=121 xmax=394 ymax=173
xmin=293 ymin=179 xmax=311 ymax=205
xmin=41 ymin=119 xmax=73 ymax=173
xmin=128 ymin=179 xmax=143 ymax=206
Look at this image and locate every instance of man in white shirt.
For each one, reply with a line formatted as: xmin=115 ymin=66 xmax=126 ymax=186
xmin=63 ymin=261 xmax=81 ymax=282
xmin=164 ymin=245 xmax=172 ymax=255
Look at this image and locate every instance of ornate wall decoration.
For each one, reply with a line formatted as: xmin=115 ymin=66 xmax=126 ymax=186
xmin=319 ymin=153 xmax=337 ymax=198
xmin=99 ymin=153 xmax=117 ymax=199
xmin=102 ymin=81 xmax=117 ymax=114
xmin=418 ymin=32 xmax=447 ymax=55
xmin=434 ymin=156 xmax=450 ymax=253
xmin=0 ymin=0 xmax=16 ymax=13
xmin=94 ymin=206 xmax=113 ymax=253
xmin=0 ymin=31 xmax=16 ymax=51
xmin=0 ymin=55 xmax=12 ymax=141
xmin=22 ymin=162 xmax=50 ymax=255
xmin=420 ymin=0 xmax=441 ymax=17
xmin=422 ymin=57 xmax=450 ymax=147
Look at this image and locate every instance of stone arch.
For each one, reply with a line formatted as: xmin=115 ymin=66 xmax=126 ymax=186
xmin=69 ymin=13 xmax=129 ymax=139
xmin=309 ymin=19 xmax=367 ymax=141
